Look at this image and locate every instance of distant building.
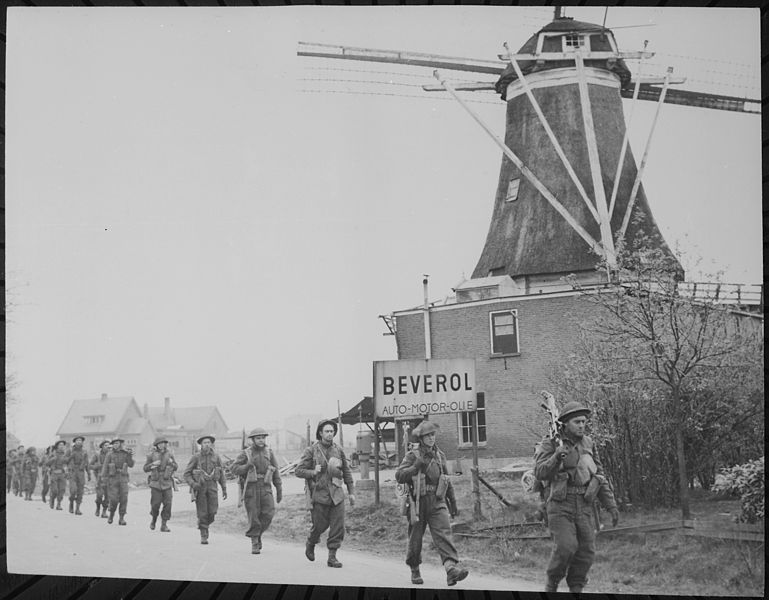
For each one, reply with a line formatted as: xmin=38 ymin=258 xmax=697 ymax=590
xmin=55 ymin=393 xmax=156 ymax=454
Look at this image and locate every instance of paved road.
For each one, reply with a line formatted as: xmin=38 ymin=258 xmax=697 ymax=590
xmin=6 ymin=489 xmax=541 ymax=591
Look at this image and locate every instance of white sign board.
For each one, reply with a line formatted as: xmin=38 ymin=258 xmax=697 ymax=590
xmin=373 ymin=359 xmax=476 ymax=418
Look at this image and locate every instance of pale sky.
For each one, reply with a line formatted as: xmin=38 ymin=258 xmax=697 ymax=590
xmin=5 ymin=6 xmax=762 ymax=448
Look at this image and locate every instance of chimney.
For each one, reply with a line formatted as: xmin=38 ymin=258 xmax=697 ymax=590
xmin=101 ymin=393 xmax=108 ymax=401
xmin=143 ymin=403 xmax=149 ymax=419
xmin=164 ymin=397 xmax=171 ymax=418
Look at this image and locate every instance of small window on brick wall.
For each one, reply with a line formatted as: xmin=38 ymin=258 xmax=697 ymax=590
xmin=458 ymin=395 xmax=487 ymax=445
xmin=490 ymin=309 xmax=519 ymax=354
xmin=506 ymin=178 xmax=520 ymax=202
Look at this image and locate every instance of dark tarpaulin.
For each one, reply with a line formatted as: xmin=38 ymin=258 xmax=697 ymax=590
xmin=339 ymin=396 xmax=394 ymax=425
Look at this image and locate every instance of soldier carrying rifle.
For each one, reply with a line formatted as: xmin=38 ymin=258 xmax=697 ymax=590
xmin=230 ymin=428 xmax=282 ymax=555
xmin=395 ymin=420 xmax=468 ymax=587
xmin=183 ymin=434 xmax=228 ymax=545
xmin=101 ymin=438 xmax=135 ymax=525
xmin=534 ymin=397 xmax=619 ymax=594
xmin=143 ymin=436 xmax=178 ymax=532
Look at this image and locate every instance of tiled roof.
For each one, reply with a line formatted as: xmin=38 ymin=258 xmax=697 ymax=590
xmin=57 ymin=397 xmax=140 ymax=436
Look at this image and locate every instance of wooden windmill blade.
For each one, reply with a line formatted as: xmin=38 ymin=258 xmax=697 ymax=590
xmin=620 ymin=84 xmax=760 ymax=114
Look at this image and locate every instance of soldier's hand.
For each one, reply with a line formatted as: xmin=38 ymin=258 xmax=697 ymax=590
xmin=276 ymin=488 xmax=282 ymax=504
xmin=348 ymin=494 xmax=355 ymax=507
xmin=413 ymin=457 xmax=426 ymax=471
xmin=610 ymin=508 xmax=620 ymax=527
xmin=314 ymin=464 xmax=323 ymax=475
xmin=222 ymin=490 xmax=227 ymax=500
xmin=555 ymin=445 xmax=568 ymax=461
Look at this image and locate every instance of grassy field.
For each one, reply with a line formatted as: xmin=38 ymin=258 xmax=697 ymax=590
xmin=178 ymin=470 xmax=764 ymax=596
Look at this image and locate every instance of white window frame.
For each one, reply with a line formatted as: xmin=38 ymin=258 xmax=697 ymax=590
xmin=457 ymin=396 xmax=487 ymax=448
xmin=563 ymin=34 xmax=588 ymax=52
xmin=489 ymin=309 xmax=520 ymax=355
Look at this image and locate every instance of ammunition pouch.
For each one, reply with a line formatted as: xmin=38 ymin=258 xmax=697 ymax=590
xmin=435 ymin=473 xmax=449 ymax=501
xmin=584 ymin=475 xmax=601 ymax=504
xmin=163 ymin=465 xmax=174 ymax=479
xmin=548 ymin=472 xmax=568 ymax=503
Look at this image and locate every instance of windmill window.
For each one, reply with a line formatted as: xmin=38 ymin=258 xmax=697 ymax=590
xmin=457 ymin=394 xmax=487 ymax=447
xmin=564 ymin=34 xmax=586 ymax=51
xmin=505 ymin=178 xmax=520 ymax=202
xmin=490 ymin=309 xmax=520 ymax=355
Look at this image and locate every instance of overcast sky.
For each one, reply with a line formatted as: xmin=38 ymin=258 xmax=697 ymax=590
xmin=5 ymin=6 xmax=761 ymax=448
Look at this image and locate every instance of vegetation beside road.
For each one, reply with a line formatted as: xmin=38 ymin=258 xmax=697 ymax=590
xmin=179 ymin=470 xmax=764 ymax=596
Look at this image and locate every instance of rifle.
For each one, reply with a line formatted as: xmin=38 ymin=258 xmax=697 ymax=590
xmin=409 ymin=448 xmax=421 ymax=525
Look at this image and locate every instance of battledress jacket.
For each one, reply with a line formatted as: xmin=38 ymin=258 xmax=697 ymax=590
xmin=395 ymin=445 xmax=458 ymax=516
xmin=534 ymin=434 xmax=617 ymax=509
xmin=100 ymin=448 xmax=135 ymax=482
xmin=231 ymin=446 xmax=282 ymax=489
xmin=295 ymin=442 xmax=353 ymax=506
xmin=143 ymin=449 xmax=178 ymax=491
xmin=184 ymin=450 xmax=227 ymax=492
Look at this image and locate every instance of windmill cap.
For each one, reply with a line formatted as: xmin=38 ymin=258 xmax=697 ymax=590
xmin=411 ymin=420 xmax=440 ymax=440
xmin=558 ymin=402 xmax=591 ymax=423
xmin=315 ymin=419 xmax=338 ymax=440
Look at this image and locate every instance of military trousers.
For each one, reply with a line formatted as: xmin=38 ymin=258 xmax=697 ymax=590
xmin=49 ymin=474 xmax=67 ymax=505
xmin=12 ymin=471 xmax=22 ymax=495
xmin=41 ymin=473 xmax=50 ymax=499
xmin=308 ymin=499 xmax=345 ymax=550
xmin=243 ymin=481 xmax=275 ymax=539
xmin=150 ymin=487 xmax=173 ymax=521
xmin=94 ymin=477 xmax=107 ymax=508
xmin=22 ymin=472 xmax=38 ymax=495
xmin=68 ymin=470 xmax=87 ymax=502
xmin=6 ymin=470 xmax=13 ymax=493
xmin=107 ymin=477 xmax=130 ymax=516
xmin=405 ymin=493 xmax=459 ymax=568
xmin=545 ymin=493 xmax=596 ymax=590
xmin=195 ymin=484 xmax=219 ymax=530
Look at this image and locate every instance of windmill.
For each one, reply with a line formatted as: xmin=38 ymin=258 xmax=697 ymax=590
xmin=297 ymin=8 xmax=760 ymax=291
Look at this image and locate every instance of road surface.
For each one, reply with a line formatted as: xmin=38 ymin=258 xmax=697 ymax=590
xmin=6 ymin=488 xmax=541 ymax=591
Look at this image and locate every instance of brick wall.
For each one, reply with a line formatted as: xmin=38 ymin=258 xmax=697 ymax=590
xmin=394 ymin=292 xmax=599 ymax=462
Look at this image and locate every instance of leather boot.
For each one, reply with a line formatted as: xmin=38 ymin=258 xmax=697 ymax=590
xmin=251 ymin=537 xmax=261 ymax=554
xmin=42 ymin=495 xmax=47 ymax=503
xmin=75 ymin=502 xmax=82 ymax=515
xmin=150 ymin=516 xmax=157 ymax=530
xmin=200 ymin=528 xmax=209 ymax=545
xmin=96 ymin=505 xmax=101 ymax=516
xmin=160 ymin=520 xmax=170 ymax=532
xmin=118 ymin=515 xmax=127 ymax=526
xmin=256 ymin=535 xmax=262 ymax=551
xmin=569 ymin=586 xmax=584 ymax=594
xmin=544 ymin=579 xmax=558 ymax=593
xmin=410 ymin=567 xmax=424 ymax=585
xmin=69 ymin=499 xmax=74 ymax=513
xmin=56 ymin=500 xmax=62 ymax=510
xmin=101 ymin=506 xmax=108 ymax=518
xmin=327 ymin=549 xmax=342 ymax=568
xmin=108 ymin=511 xmax=115 ymax=524
xmin=446 ymin=563 xmax=469 ymax=586
xmin=305 ymin=542 xmax=315 ymax=562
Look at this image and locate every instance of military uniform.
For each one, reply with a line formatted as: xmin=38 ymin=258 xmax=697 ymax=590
xmin=11 ymin=449 xmax=24 ymax=496
xmin=40 ymin=448 xmax=52 ymax=503
xmin=295 ymin=419 xmax=354 ymax=568
xmin=183 ymin=435 xmax=227 ymax=544
xmin=395 ymin=420 xmax=468 ymax=587
xmin=66 ymin=437 xmax=91 ymax=514
xmin=101 ymin=440 xmax=135 ymax=525
xmin=534 ymin=402 xmax=618 ymax=593
xmin=143 ymin=437 xmax=178 ymax=531
xmin=6 ymin=451 xmax=17 ymax=494
xmin=21 ymin=448 xmax=40 ymax=501
xmin=89 ymin=441 xmax=111 ymax=517
xmin=232 ymin=429 xmax=282 ymax=553
xmin=47 ymin=442 xmax=69 ymax=510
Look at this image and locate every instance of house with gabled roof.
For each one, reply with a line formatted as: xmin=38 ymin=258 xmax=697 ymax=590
xmin=56 ymin=393 xmax=156 ymax=453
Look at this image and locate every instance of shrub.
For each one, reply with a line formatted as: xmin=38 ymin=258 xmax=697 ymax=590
xmin=712 ymin=456 xmax=764 ymax=523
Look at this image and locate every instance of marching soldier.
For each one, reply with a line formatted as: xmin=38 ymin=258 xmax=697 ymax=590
xmin=534 ymin=401 xmax=619 ymax=594
xmin=183 ymin=434 xmax=228 ymax=545
xmin=90 ymin=440 xmax=111 ymax=517
xmin=47 ymin=440 xmax=69 ymax=510
xmin=21 ymin=447 xmax=40 ymax=501
xmin=295 ymin=419 xmax=355 ymax=568
xmin=66 ymin=436 xmax=91 ymax=515
xmin=231 ymin=428 xmax=282 ymax=555
xmin=40 ymin=447 xmax=52 ymax=504
xmin=143 ymin=436 xmax=178 ymax=532
xmin=6 ymin=449 xmax=17 ymax=495
xmin=12 ymin=446 xmax=25 ymax=496
xmin=395 ymin=421 xmax=468 ymax=587
xmin=101 ymin=438 xmax=135 ymax=525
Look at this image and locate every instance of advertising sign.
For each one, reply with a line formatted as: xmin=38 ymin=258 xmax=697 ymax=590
xmin=373 ymin=358 xmax=476 ymax=418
